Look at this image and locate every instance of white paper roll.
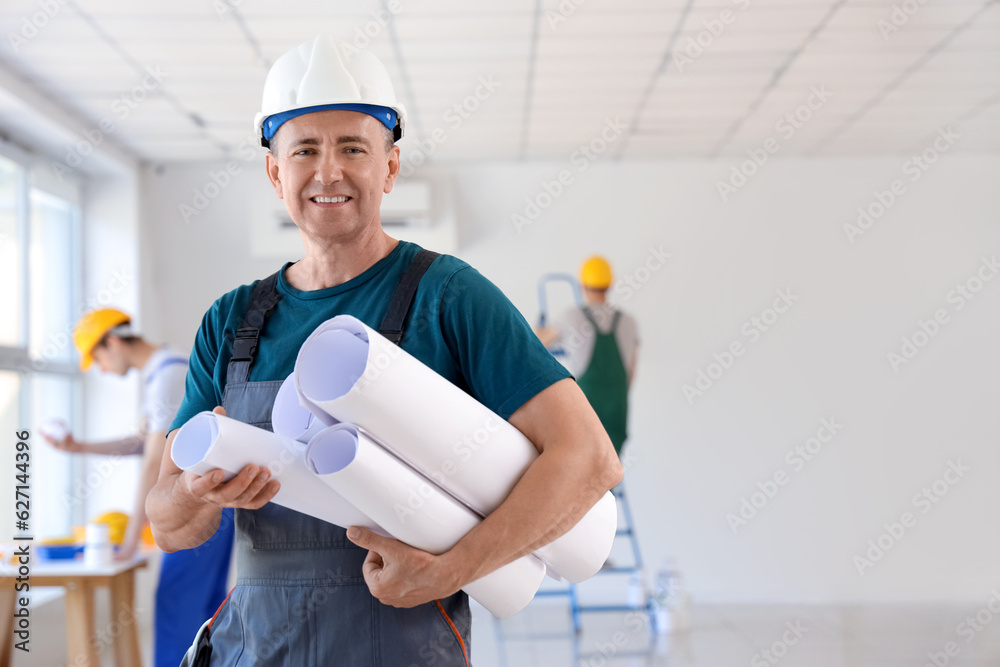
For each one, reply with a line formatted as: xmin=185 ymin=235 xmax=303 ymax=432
xmin=41 ymin=418 xmax=69 ymax=441
xmin=305 ymin=424 xmax=546 ymax=618
xmin=171 ymin=412 xmax=379 ymax=532
xmin=272 ymin=373 xmax=331 ymax=443
xmin=294 ymin=315 xmax=617 ymax=582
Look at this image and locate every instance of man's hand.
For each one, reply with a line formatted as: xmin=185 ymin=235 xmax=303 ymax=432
xmin=346 ymin=526 xmax=461 ymax=607
xmin=535 ymin=325 xmax=560 ymax=349
xmin=182 ymin=463 xmax=281 ymax=510
xmin=180 ymin=406 xmax=281 ymax=510
xmin=149 ymin=406 xmax=282 ymax=552
xmin=114 ymin=529 xmax=141 ymax=562
xmin=42 ymin=432 xmax=82 ymax=453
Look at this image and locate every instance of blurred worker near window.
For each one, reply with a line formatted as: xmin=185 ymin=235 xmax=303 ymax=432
xmin=41 ymin=308 xmax=234 ymax=667
xmin=537 ymin=256 xmax=639 ymax=456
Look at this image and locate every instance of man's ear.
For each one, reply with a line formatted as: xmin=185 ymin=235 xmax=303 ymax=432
xmin=266 ymin=150 xmax=284 ymax=200
xmin=103 ymin=335 xmax=121 ymax=354
xmin=384 ymin=144 xmax=400 ymax=194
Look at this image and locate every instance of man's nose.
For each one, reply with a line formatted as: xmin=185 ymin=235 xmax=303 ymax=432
xmin=315 ymin=151 xmax=344 ymax=185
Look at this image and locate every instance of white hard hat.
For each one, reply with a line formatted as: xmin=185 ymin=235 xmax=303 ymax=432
xmin=254 ymin=35 xmax=407 ymax=148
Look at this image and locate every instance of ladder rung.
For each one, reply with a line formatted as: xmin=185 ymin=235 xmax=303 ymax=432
xmin=533 ymin=589 xmax=573 ymax=597
xmin=594 ymin=565 xmax=640 ymax=576
xmin=496 ymin=632 xmax=577 ymax=641
xmin=598 ymin=566 xmax=641 ymax=574
xmin=574 ymin=603 xmax=651 ymax=613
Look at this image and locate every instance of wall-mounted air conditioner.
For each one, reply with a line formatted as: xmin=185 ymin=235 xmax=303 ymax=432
xmin=380 ymin=180 xmax=432 ymax=228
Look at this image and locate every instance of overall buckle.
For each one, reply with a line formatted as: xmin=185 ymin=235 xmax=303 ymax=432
xmin=231 ymin=328 xmax=260 ymax=362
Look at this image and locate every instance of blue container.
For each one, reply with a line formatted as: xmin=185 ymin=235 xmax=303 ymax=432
xmin=37 ymin=544 xmax=84 ymax=560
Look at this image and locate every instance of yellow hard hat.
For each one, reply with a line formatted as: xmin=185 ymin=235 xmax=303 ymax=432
xmin=74 ymin=308 xmax=130 ymax=370
xmin=580 ymin=256 xmax=613 ymax=290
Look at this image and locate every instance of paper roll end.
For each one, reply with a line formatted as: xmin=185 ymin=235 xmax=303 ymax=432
xmin=171 ymin=412 xmax=220 ymax=470
xmin=305 ymin=425 xmax=360 ymax=475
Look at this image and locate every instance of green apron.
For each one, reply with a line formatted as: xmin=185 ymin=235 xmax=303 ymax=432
xmin=576 ymin=307 xmax=629 ymax=455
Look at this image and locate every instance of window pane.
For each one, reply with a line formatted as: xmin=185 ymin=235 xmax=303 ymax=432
xmin=0 ymin=156 xmax=22 ymax=346
xmin=29 ymin=374 xmax=76 ymax=538
xmin=29 ymin=190 xmax=76 ymax=364
xmin=0 ymin=371 xmax=22 ymax=539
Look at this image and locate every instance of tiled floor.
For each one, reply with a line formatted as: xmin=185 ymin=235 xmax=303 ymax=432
xmin=19 ymin=581 xmax=1000 ymax=665
xmin=471 ymin=599 xmax=1000 ymax=666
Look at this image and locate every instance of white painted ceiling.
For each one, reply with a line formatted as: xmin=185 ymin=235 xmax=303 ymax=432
xmin=0 ymin=0 xmax=997 ymax=163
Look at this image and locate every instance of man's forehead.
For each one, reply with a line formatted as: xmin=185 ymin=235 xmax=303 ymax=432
xmin=281 ymin=110 xmax=379 ymax=141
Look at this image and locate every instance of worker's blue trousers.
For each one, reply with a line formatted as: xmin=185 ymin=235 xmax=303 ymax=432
xmin=155 ymin=508 xmax=234 ymax=667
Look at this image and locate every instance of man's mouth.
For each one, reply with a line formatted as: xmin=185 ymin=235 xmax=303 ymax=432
xmin=311 ymin=195 xmax=351 ymax=203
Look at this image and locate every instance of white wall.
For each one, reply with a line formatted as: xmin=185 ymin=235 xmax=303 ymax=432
xmin=140 ymin=154 xmax=1000 ymax=604
xmin=80 ymin=170 xmax=144 ymax=520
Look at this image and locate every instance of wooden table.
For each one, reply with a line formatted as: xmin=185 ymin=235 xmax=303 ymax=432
xmin=0 ymin=554 xmax=148 ymax=667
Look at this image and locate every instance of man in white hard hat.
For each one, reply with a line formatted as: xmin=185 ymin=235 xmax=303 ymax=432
xmin=148 ymin=35 xmax=621 ymax=664
xmin=44 ymin=309 xmax=234 ymax=667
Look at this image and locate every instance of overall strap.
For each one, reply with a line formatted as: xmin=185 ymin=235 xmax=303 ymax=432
xmin=227 ymin=271 xmax=282 ymax=386
xmin=379 ymin=249 xmax=440 ymax=345
xmin=144 ymin=356 xmax=188 ymax=386
xmin=581 ymin=306 xmax=622 ymax=334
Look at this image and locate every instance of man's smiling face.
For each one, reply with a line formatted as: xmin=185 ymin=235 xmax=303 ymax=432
xmin=266 ymin=109 xmax=399 ymax=243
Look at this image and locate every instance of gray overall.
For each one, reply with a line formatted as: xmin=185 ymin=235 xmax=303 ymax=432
xmin=190 ymin=251 xmax=472 ymax=666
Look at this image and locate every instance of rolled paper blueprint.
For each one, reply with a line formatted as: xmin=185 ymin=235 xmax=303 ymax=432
xmin=272 ymin=373 xmax=330 ymax=443
xmin=293 ymin=315 xmax=617 ymax=583
xmin=305 ymin=424 xmax=546 ymax=618
xmin=41 ymin=418 xmax=69 ymax=441
xmin=171 ymin=412 xmax=379 ymax=532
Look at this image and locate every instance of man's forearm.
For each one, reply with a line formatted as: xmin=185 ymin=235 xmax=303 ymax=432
xmin=442 ymin=444 xmax=620 ymax=588
xmin=146 ymin=472 xmax=223 ymax=552
xmin=81 ymin=435 xmax=145 ymax=456
xmin=122 ymin=433 xmax=168 ymax=554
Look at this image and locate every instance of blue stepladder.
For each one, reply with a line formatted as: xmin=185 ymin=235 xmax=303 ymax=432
xmin=492 ymin=274 xmax=656 ymax=660
xmin=491 ymin=482 xmax=658 ymax=662
xmin=568 ymin=481 xmax=658 ymax=633
xmin=536 ymin=272 xmax=584 ymax=357
xmin=528 ymin=480 xmax=656 ymax=635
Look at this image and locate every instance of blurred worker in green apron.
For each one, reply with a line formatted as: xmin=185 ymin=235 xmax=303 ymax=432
xmin=537 ymin=257 xmax=639 ymax=456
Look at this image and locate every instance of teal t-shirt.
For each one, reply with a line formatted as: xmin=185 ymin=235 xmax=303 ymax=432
xmin=170 ymin=241 xmax=570 ymax=432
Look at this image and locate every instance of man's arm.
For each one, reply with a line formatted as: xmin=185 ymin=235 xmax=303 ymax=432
xmin=146 ymin=406 xmax=282 ymax=553
xmin=346 ymin=378 xmax=622 ymax=607
xmin=42 ymin=433 xmax=145 ymax=456
xmin=115 ymin=430 xmax=168 ymax=560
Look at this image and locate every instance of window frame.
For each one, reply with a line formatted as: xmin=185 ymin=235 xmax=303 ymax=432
xmin=0 ymin=139 xmax=85 ymax=531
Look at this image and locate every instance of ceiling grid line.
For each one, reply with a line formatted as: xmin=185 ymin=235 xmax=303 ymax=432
xmin=902 ymin=88 xmax=1000 ymax=155
xmin=517 ymin=0 xmax=542 ymax=160
xmin=806 ymin=0 xmax=999 ymax=156
xmin=227 ymin=6 xmax=272 ymax=70
xmin=707 ymin=0 xmax=849 ymax=159
xmin=612 ymin=0 xmax=699 ymax=160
